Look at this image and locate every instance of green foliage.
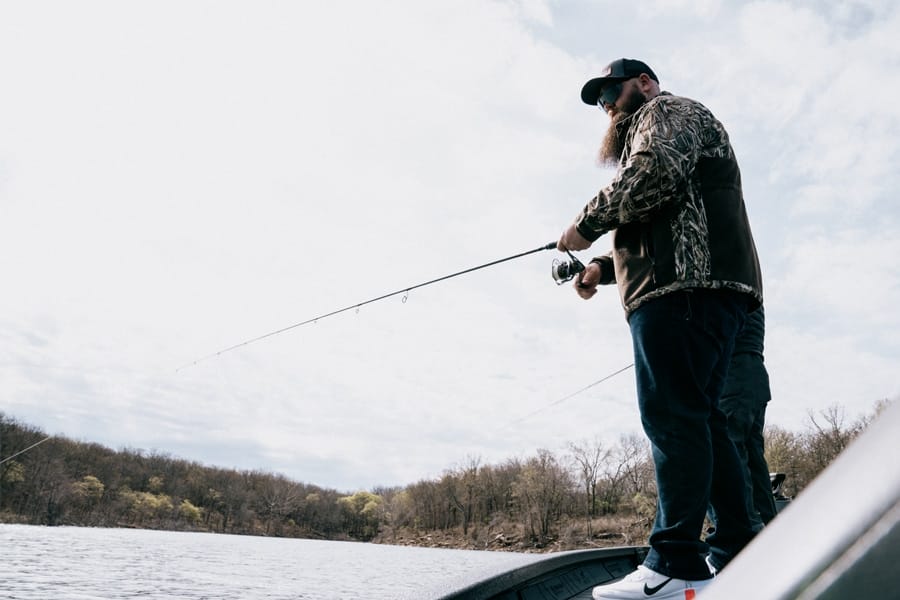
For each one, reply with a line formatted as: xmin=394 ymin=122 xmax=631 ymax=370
xmin=71 ymin=475 xmax=105 ymax=502
xmin=120 ymin=488 xmax=174 ymax=524
xmin=338 ymin=491 xmax=384 ymax=540
xmin=2 ymin=460 xmax=25 ymax=484
xmin=179 ymin=499 xmax=203 ymax=525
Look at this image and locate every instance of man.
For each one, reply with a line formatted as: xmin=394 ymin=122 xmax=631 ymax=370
xmin=557 ymin=58 xmax=763 ymax=599
xmin=718 ymin=306 xmax=778 ymax=531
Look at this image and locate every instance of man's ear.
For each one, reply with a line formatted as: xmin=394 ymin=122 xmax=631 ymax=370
xmin=637 ymin=73 xmax=658 ymax=96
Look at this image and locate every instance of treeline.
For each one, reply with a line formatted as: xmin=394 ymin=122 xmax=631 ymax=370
xmin=0 ymin=400 xmax=888 ymax=550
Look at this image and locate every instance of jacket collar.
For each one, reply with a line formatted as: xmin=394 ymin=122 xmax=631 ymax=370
xmin=614 ymin=90 xmax=671 ymax=134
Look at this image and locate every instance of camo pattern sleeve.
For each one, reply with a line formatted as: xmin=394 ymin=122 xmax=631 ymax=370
xmin=574 ymin=94 xmax=711 ymax=239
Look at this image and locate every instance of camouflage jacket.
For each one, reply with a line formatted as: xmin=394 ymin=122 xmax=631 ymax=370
xmin=575 ymin=92 xmax=763 ymax=314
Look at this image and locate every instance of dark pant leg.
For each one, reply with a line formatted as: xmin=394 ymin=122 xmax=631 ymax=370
xmin=719 ymin=353 xmax=776 ymax=531
xmin=748 ymin=401 xmax=778 ymax=525
xmin=718 ymin=362 xmax=765 ymax=533
xmin=628 ymin=289 xmax=755 ymax=580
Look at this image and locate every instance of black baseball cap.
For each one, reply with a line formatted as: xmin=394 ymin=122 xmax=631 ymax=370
xmin=580 ymin=58 xmax=659 ymax=105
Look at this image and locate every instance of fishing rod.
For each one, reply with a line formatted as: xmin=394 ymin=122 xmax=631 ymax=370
xmin=178 ymin=240 xmax=561 ymax=371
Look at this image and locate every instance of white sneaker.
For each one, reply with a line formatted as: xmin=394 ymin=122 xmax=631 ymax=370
xmin=591 ymin=565 xmax=712 ymax=599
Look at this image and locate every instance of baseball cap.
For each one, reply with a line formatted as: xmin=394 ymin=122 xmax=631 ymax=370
xmin=580 ymin=58 xmax=659 ymax=105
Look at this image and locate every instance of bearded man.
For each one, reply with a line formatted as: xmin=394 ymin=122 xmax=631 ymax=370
xmin=557 ymin=59 xmax=763 ymax=600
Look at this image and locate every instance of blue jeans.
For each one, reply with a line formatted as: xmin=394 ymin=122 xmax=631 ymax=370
xmin=628 ymin=289 xmax=756 ymax=579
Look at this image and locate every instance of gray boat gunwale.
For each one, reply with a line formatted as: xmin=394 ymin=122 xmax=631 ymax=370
xmin=432 ymin=545 xmax=648 ymax=600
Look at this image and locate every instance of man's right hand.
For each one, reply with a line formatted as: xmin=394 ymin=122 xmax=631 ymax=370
xmin=574 ymin=261 xmax=601 ymax=299
xmin=557 ymin=224 xmax=592 ymax=251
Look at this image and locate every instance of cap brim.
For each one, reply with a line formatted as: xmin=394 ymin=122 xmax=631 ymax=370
xmin=580 ymin=76 xmax=628 ymax=105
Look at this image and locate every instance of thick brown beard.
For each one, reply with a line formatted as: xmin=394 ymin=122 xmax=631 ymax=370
xmin=597 ymin=111 xmax=631 ymax=167
xmin=596 ymin=87 xmax=648 ymax=167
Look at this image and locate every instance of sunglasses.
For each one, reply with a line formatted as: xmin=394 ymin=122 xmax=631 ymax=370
xmin=596 ymin=77 xmax=635 ymax=111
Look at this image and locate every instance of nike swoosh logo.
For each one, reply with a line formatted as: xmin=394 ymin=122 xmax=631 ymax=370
xmin=643 ymin=578 xmax=673 ymax=596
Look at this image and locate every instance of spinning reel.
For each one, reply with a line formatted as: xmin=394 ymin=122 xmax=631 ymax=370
xmin=551 ymin=250 xmax=585 ymax=285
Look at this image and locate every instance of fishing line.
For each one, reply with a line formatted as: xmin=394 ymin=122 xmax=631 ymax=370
xmin=0 ymin=436 xmax=52 ymax=466
xmin=177 ymin=241 xmax=559 ymax=371
xmin=504 ymin=362 xmax=634 ymax=428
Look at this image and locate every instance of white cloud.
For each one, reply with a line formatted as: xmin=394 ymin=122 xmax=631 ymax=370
xmin=509 ymin=0 xmax=554 ymax=26
xmin=770 ymin=230 xmax=900 ymax=338
xmin=637 ymin=0 xmax=723 ymax=19
xmin=766 ymin=325 xmax=897 ymax=430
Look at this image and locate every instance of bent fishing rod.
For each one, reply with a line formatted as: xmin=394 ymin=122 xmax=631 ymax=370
xmin=178 ymin=240 xmax=576 ymax=371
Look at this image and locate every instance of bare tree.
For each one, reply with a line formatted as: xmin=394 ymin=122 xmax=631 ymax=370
xmin=256 ymin=473 xmax=303 ymax=535
xmin=568 ymin=438 xmax=608 ymax=535
xmin=446 ymin=456 xmax=480 ymax=537
xmin=514 ymin=449 xmax=573 ymax=545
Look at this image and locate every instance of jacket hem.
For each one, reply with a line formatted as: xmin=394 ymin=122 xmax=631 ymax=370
xmin=623 ymin=281 xmax=762 ymax=315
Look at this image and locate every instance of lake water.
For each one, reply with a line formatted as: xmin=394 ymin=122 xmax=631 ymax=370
xmin=0 ymin=524 xmax=544 ymax=599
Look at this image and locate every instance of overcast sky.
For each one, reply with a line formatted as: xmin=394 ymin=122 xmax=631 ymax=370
xmin=2 ymin=0 xmax=898 ymax=492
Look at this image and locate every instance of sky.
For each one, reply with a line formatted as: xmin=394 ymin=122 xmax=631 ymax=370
xmin=2 ymin=0 xmax=898 ymax=492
